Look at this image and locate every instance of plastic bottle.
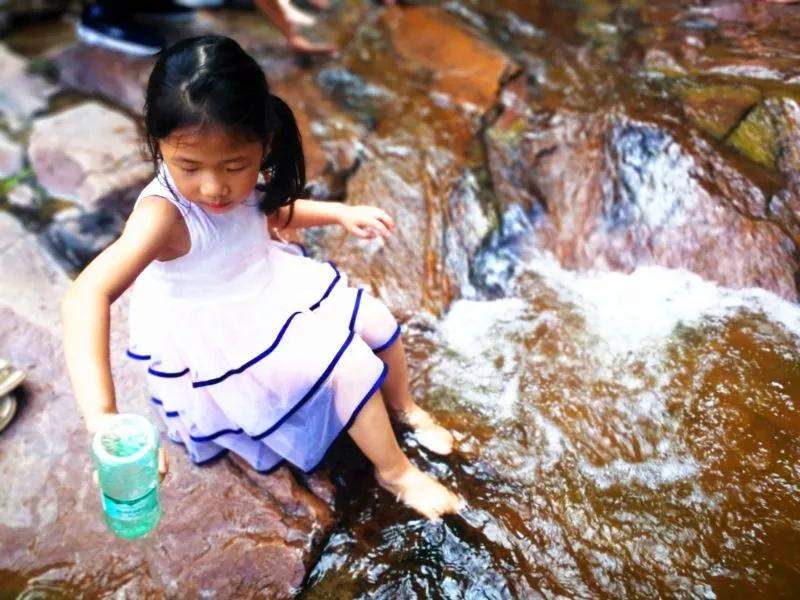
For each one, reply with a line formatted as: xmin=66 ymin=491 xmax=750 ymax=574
xmin=91 ymin=413 xmax=161 ymax=538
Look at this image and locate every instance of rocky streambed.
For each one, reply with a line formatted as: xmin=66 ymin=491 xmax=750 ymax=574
xmin=1 ymin=1 xmax=799 ymax=598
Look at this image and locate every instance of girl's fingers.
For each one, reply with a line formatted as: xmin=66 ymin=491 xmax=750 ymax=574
xmin=158 ymin=445 xmax=169 ymax=482
xmin=377 ymin=211 xmax=395 ymax=230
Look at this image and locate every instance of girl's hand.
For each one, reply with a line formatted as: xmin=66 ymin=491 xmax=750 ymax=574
xmin=339 ymin=205 xmax=395 ymax=239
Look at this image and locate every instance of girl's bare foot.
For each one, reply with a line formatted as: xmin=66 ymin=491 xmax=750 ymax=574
xmin=396 ymin=405 xmax=454 ymax=455
xmin=287 ymin=34 xmax=337 ymax=55
xmin=375 ymin=465 xmax=465 ymax=521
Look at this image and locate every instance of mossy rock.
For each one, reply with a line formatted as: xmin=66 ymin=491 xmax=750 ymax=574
xmin=726 ymin=102 xmax=778 ymax=170
xmin=680 ymin=84 xmax=762 ymax=140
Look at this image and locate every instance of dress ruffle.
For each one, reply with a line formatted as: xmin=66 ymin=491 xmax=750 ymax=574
xmin=127 ymin=241 xmax=399 ymax=473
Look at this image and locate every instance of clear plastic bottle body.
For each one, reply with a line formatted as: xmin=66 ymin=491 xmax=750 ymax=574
xmin=91 ymin=413 xmax=161 ymax=539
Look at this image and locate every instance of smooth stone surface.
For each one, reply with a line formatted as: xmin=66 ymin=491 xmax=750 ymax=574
xmin=28 ymin=102 xmax=152 ymax=210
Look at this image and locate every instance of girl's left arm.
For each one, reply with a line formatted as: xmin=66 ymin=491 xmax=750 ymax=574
xmin=270 ymin=199 xmax=395 ymax=239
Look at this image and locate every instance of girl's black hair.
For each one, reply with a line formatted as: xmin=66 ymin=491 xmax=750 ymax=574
xmin=143 ymin=35 xmax=303 ymax=222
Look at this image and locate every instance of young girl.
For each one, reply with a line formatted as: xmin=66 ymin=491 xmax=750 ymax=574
xmin=61 ymin=35 xmax=463 ymax=521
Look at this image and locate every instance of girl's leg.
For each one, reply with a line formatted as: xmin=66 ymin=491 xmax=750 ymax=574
xmin=347 ymin=390 xmax=463 ymax=521
xmin=377 ymin=336 xmax=455 ymax=454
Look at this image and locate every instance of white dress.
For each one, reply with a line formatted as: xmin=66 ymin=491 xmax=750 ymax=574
xmin=127 ymin=163 xmax=400 ymax=474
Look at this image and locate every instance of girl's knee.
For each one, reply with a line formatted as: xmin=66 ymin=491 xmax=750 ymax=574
xmin=353 ymin=291 xmax=398 ymax=351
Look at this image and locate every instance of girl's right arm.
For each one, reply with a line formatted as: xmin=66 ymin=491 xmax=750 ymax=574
xmin=61 ymin=196 xmax=180 ymax=434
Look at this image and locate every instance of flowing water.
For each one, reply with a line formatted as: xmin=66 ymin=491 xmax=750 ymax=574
xmin=301 ymin=1 xmax=800 ymax=597
xmin=304 ymin=253 xmax=800 ymax=598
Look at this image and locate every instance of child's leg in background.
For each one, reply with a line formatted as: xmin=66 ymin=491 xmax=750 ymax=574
xmin=347 ymin=389 xmax=463 ymax=520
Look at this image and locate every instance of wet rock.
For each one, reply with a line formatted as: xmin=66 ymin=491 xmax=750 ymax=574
xmin=44 ymin=208 xmax=125 ymax=272
xmin=382 ymin=6 xmax=517 ymax=113
xmin=51 ymin=44 xmax=153 ymax=114
xmin=0 ymin=212 xmax=335 ymax=599
xmin=317 ymin=67 xmax=393 ymax=121
xmin=28 ymin=102 xmax=152 ymax=210
xmin=680 ymin=84 xmax=762 ymax=140
xmin=0 ymin=44 xmax=58 ymax=131
xmin=726 ymin=96 xmax=800 ymax=174
xmin=306 ymin=153 xmax=493 ymax=316
xmin=0 ymin=130 xmax=23 ymax=177
xmin=485 ymin=79 xmax=799 ymax=301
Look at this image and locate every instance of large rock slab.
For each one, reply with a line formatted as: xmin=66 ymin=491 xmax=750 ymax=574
xmin=28 ymin=102 xmax=152 ymax=209
xmin=484 ymin=77 xmax=799 ymax=301
xmin=382 ymin=5 xmax=516 ymax=113
xmin=0 ymin=44 xmax=58 ymax=131
xmin=51 ymin=44 xmax=153 ymax=115
xmin=0 ymin=212 xmax=334 ymax=598
xmin=301 ymin=5 xmax=513 ymax=315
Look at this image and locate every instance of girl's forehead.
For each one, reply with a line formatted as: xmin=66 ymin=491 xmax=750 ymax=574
xmin=160 ymin=126 xmax=263 ymax=156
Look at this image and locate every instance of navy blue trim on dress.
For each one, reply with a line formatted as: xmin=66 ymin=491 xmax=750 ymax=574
xmin=192 ymin=311 xmax=303 ymax=389
xmin=148 ymin=365 xmax=190 ymax=378
xmin=252 ymin=329 xmax=356 ymax=441
xmin=193 ymin=447 xmax=229 ymax=466
xmin=126 ymin=259 xmax=342 ymax=382
xmin=304 ymin=360 xmax=389 ymax=474
xmin=349 ymin=288 xmax=363 ymax=332
xmin=309 ymin=262 xmax=340 ymax=311
xmin=254 ymin=459 xmax=286 ymax=475
xmin=372 ymin=324 xmax=401 ymax=353
xmin=292 ymin=242 xmax=309 ymax=257
xmin=151 ymin=397 xmax=179 ymax=417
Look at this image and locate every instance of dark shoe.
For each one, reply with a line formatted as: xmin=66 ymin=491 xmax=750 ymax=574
xmin=77 ymin=3 xmax=165 ymax=56
xmin=94 ymin=0 xmax=196 ymax=21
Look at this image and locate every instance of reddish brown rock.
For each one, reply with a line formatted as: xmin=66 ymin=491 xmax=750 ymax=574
xmin=382 ymin=6 xmax=516 ymax=113
xmin=0 ymin=213 xmax=334 ymax=598
xmin=485 ymin=77 xmax=799 ymax=301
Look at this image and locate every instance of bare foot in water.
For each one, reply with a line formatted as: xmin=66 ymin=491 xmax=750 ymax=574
xmin=396 ymin=405 xmax=454 ymax=455
xmin=376 ymin=465 xmax=465 ymax=521
xmin=287 ymin=33 xmax=337 ymax=55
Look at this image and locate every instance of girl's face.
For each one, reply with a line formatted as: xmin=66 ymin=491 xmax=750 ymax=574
xmin=159 ymin=126 xmax=266 ymax=215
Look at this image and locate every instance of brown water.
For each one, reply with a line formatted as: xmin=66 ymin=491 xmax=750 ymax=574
xmin=304 ymin=259 xmax=800 ymax=599
xmin=301 ymin=1 xmax=800 ymax=598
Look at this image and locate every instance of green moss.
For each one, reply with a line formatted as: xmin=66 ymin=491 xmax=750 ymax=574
xmin=726 ymin=102 xmax=778 ymax=170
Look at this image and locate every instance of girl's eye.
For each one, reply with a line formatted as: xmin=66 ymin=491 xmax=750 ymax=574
xmin=181 ymin=167 xmax=198 ymax=174
xmin=226 ymin=166 xmax=247 ymax=173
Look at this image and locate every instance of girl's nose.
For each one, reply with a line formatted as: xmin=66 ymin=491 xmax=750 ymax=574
xmin=200 ymin=177 xmax=229 ymax=200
